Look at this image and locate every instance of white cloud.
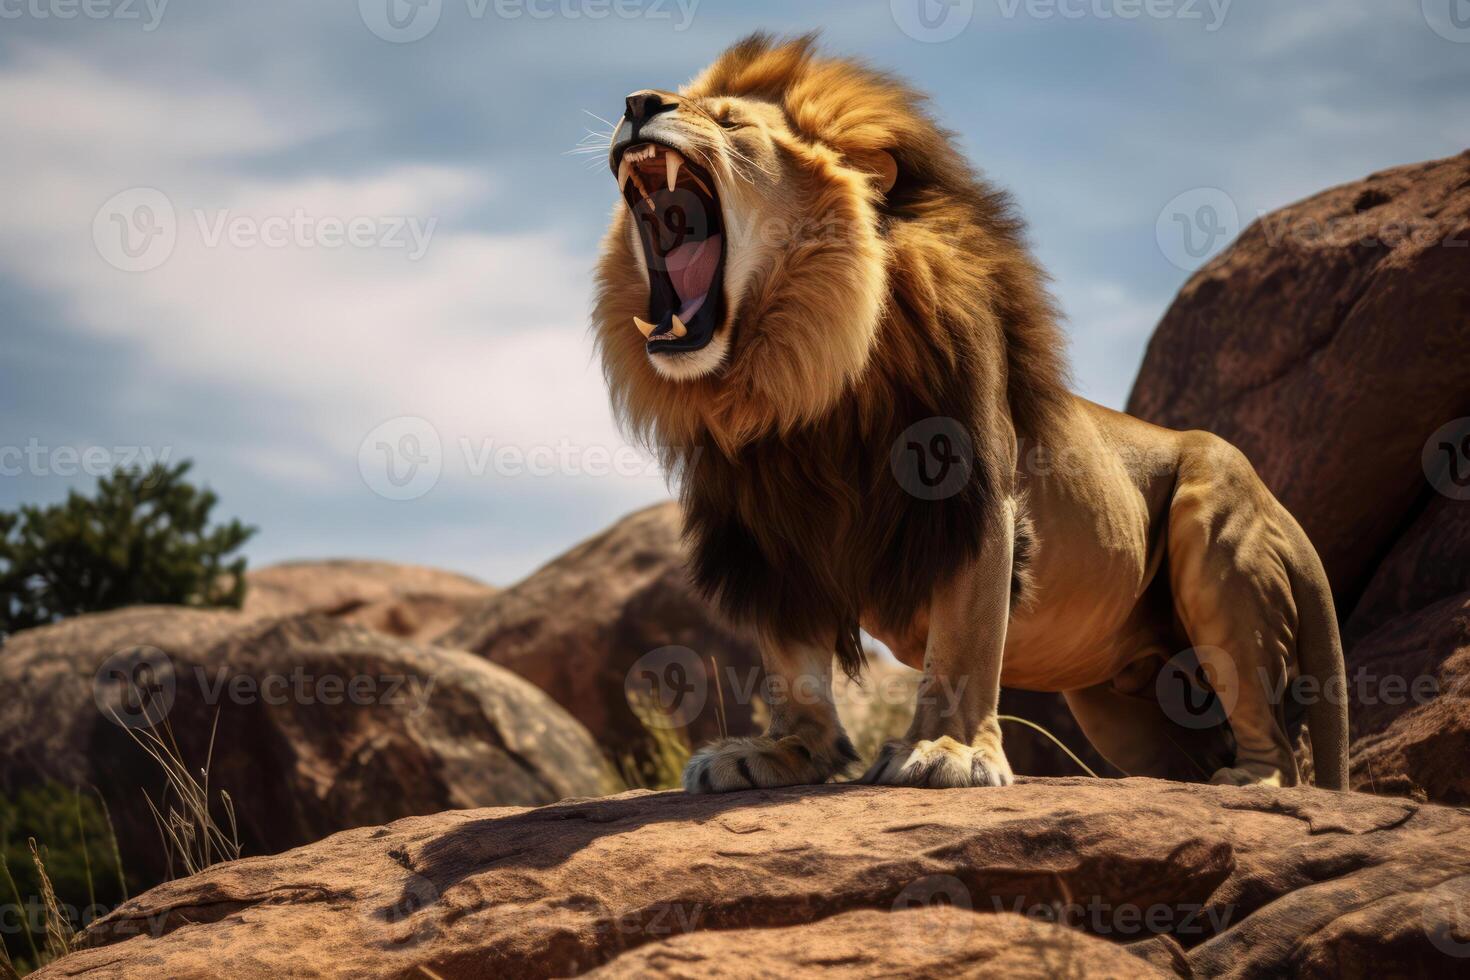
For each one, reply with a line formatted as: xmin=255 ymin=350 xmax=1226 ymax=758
xmin=0 ymin=45 xmax=666 ymax=515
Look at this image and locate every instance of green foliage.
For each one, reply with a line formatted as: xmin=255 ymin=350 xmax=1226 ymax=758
xmin=0 ymin=785 xmax=129 ymax=975
xmin=0 ymin=462 xmax=254 ymax=638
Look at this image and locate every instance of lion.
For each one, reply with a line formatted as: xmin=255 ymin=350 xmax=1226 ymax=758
xmin=593 ymin=33 xmax=1349 ymax=792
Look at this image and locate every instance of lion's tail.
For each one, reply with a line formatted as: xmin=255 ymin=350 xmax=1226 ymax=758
xmin=1288 ymin=554 xmax=1350 ymax=791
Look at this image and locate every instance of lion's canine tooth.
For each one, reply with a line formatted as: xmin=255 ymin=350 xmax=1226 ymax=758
xmin=671 ymin=314 xmax=688 ymax=338
xmin=617 ymin=158 xmax=630 ymax=192
xmin=666 ymin=151 xmax=682 ymax=192
xmin=634 ymin=316 xmax=656 ymax=338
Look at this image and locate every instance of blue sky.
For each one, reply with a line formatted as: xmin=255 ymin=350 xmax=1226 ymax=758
xmin=2 ymin=0 xmax=1467 ymax=584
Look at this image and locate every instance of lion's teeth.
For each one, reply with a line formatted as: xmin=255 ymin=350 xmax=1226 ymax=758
xmin=618 ymin=158 xmax=630 ymax=192
xmin=671 ymin=314 xmax=688 ymax=338
xmin=666 ymin=151 xmax=682 ymax=192
xmin=634 ymin=317 xmax=656 ymax=338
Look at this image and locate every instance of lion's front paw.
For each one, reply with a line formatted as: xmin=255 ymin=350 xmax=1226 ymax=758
xmin=859 ymin=735 xmax=1014 ymax=788
xmin=683 ymin=734 xmax=856 ymax=794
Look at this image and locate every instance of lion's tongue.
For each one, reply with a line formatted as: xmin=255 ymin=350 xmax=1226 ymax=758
xmin=667 ymin=234 xmax=720 ymax=322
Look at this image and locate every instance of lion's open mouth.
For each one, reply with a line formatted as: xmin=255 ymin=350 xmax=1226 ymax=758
xmin=614 ymin=141 xmax=725 ymax=355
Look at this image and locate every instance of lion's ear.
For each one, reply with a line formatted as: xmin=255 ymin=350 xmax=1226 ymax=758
xmin=849 ymin=149 xmax=898 ymax=196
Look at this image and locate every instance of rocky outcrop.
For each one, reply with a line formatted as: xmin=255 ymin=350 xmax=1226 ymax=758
xmin=1128 ymin=151 xmax=1470 ymax=602
xmin=36 ymin=779 xmax=1470 ymax=978
xmin=244 ymin=559 xmax=496 ymax=644
xmin=0 ymin=607 xmax=613 ymax=884
xmin=1347 ymin=596 xmax=1470 ymax=804
xmin=441 ymin=503 xmax=766 ymax=771
xmin=1127 ymin=152 xmax=1470 ymax=802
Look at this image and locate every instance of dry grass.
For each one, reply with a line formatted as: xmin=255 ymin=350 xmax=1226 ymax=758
xmin=27 ymin=840 xmax=72 ymax=963
xmin=616 ymin=689 xmax=694 ymax=791
xmin=117 ymin=710 xmax=241 ymax=879
xmin=997 ymin=715 xmax=1100 ymax=778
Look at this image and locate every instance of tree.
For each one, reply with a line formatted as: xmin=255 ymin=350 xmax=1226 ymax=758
xmin=0 ymin=462 xmax=254 ymax=638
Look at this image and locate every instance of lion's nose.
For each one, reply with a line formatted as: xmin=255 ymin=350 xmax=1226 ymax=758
xmin=624 ymin=90 xmax=677 ymax=132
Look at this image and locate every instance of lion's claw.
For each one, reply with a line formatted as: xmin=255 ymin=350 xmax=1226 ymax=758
xmin=683 ymin=734 xmax=857 ymax=793
xmin=859 ymin=736 xmax=1014 ymax=788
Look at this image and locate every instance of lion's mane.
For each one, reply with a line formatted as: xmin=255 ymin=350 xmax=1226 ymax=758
xmin=594 ymin=34 xmax=1070 ymax=674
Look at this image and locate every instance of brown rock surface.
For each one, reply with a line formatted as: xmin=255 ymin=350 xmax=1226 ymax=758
xmin=0 ymin=607 xmax=613 ymax=884
xmin=587 ymin=908 xmax=1174 ymax=978
xmin=244 ymin=559 xmax=495 ymax=643
xmin=34 ymin=779 xmax=1470 ymax=979
xmin=1128 ymin=151 xmax=1470 ymax=602
xmin=441 ymin=502 xmax=765 ymax=768
xmin=1348 ymin=594 xmax=1470 ymax=804
xmin=1127 ymin=152 xmax=1470 ymax=803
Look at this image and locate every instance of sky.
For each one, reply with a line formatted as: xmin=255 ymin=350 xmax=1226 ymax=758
xmin=1 ymin=0 xmax=1467 ymax=585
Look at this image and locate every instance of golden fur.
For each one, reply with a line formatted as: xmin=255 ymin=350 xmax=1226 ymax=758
xmin=593 ymin=34 xmax=1349 ymax=793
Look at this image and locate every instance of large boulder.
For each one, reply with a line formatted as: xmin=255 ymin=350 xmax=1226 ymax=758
xmin=35 ymin=779 xmax=1470 ymax=978
xmin=0 ymin=607 xmax=614 ymax=885
xmin=441 ymin=503 xmax=765 ymax=772
xmin=244 ymin=560 xmax=496 ymax=645
xmin=1127 ymin=152 xmax=1470 ymax=802
xmin=1128 ymin=151 xmax=1470 ymax=603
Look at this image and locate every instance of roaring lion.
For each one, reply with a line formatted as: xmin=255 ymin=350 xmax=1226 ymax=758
xmin=593 ymin=34 xmax=1349 ymax=792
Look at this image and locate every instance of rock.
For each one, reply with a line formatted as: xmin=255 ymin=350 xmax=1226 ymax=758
xmin=1346 ymin=495 xmax=1470 ymax=644
xmin=1127 ymin=152 xmax=1470 ymax=803
xmin=1128 ymin=151 xmax=1470 ymax=602
xmin=244 ymin=560 xmax=495 ymax=644
xmin=1348 ymin=594 xmax=1470 ymax=803
xmin=0 ymin=607 xmax=614 ymax=886
xmin=441 ymin=503 xmax=764 ymax=772
xmin=36 ymin=779 xmax=1470 ymax=978
xmin=587 ymin=908 xmax=1174 ymax=978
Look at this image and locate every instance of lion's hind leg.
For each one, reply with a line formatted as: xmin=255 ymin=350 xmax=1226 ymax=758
xmin=1166 ymin=434 xmax=1303 ymax=788
xmin=1063 ymin=679 xmax=1233 ymax=781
